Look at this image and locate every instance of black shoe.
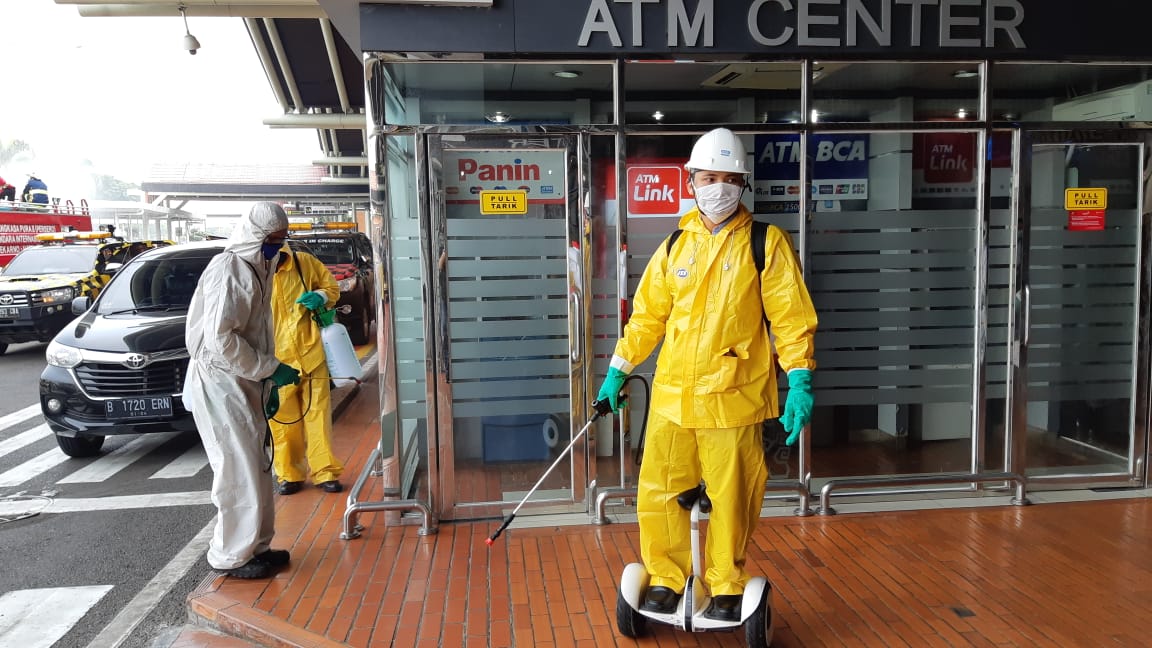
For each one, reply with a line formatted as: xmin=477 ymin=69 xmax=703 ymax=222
xmin=276 ymin=480 xmax=303 ymax=495
xmin=220 ymin=559 xmax=273 ymax=579
xmin=704 ymin=595 xmax=742 ymax=622
xmin=252 ymin=549 xmax=290 ymax=567
xmin=318 ymin=480 xmax=343 ymax=493
xmin=640 ymin=586 xmax=681 ymax=614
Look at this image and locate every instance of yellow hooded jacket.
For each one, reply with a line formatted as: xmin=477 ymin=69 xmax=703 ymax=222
xmin=272 ymin=248 xmax=339 ymax=374
xmin=611 ymin=205 xmax=817 ymax=429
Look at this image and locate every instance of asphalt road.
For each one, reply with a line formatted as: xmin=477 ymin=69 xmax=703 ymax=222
xmin=0 ymin=350 xmax=218 ymax=648
xmin=0 ymin=341 xmax=53 ymax=406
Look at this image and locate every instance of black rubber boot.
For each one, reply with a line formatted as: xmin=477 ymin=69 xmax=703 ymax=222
xmin=252 ymin=549 xmax=290 ymax=567
xmin=640 ymin=586 xmax=681 ymax=614
xmin=221 ymin=559 xmax=273 ymax=579
xmin=276 ymin=480 xmax=303 ymax=495
xmin=704 ymin=594 xmax=742 ymax=622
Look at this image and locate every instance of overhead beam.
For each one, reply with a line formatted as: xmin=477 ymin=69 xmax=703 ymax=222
xmin=313 ymin=157 xmax=368 ymax=165
xmin=264 ymin=114 xmax=366 ymax=129
xmin=73 ymin=4 xmax=325 ymax=18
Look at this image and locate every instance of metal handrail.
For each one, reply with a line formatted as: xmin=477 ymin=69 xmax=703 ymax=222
xmin=816 ymin=471 xmax=1029 ymax=515
xmin=341 ymin=445 xmax=438 ymax=538
xmin=592 ymin=478 xmax=813 ymax=524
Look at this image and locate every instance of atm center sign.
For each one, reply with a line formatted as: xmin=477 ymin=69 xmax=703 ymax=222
xmin=481 ymin=190 xmax=528 ymax=214
xmin=1065 ymin=188 xmax=1107 ymax=210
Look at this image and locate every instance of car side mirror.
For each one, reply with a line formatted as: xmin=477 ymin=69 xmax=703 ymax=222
xmin=72 ymin=295 xmax=91 ymax=315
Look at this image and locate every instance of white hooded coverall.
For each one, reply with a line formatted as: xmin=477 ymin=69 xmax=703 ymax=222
xmin=184 ymin=203 xmax=288 ymax=570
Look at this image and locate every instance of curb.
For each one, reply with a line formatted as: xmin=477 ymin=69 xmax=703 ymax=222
xmin=184 ymin=350 xmax=376 ymax=648
xmin=187 ymin=575 xmax=346 ymax=648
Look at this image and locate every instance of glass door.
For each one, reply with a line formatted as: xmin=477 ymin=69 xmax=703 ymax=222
xmin=426 ymin=133 xmax=592 ymax=520
xmin=1010 ymin=131 xmax=1149 ymax=485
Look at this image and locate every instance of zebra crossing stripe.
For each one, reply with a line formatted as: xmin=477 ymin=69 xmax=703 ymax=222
xmin=149 ymin=444 xmax=207 ymax=479
xmin=0 ymin=449 xmax=70 ymax=488
xmin=57 ymin=432 xmax=180 ymax=484
xmin=0 ymin=423 xmax=52 ymax=461
xmin=0 ymin=491 xmax=213 ymax=517
xmin=0 ymin=404 xmax=42 ymax=431
xmin=0 ymin=585 xmax=113 ymax=648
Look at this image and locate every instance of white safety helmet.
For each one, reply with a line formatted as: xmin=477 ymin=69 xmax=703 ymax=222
xmin=684 ymin=128 xmax=749 ymax=175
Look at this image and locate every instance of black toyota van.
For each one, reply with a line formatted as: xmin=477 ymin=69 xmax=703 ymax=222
xmin=39 ymin=241 xmax=225 ymax=457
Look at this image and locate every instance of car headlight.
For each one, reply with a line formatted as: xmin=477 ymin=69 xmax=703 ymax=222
xmin=37 ymin=287 xmax=76 ymax=304
xmin=337 ymin=277 xmax=356 ymax=292
xmin=46 ymin=340 xmax=83 ymax=368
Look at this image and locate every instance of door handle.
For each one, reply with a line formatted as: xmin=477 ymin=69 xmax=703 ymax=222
xmin=570 ymin=291 xmax=582 ymax=363
xmin=1022 ymin=285 xmax=1031 ymax=347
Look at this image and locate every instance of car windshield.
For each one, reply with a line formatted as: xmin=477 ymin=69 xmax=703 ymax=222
xmin=297 ymin=238 xmax=356 ymax=265
xmin=97 ymin=254 xmax=216 ymax=314
xmin=3 ymin=246 xmax=99 ymax=275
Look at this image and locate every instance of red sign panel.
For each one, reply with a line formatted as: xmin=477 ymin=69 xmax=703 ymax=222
xmin=1068 ymin=209 xmax=1106 ymax=231
xmin=626 ymin=165 xmax=683 ymax=215
xmin=918 ymin=132 xmax=976 ymax=184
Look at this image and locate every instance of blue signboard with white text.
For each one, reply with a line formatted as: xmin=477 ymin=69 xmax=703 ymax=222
xmin=753 ymin=134 xmax=870 ymax=212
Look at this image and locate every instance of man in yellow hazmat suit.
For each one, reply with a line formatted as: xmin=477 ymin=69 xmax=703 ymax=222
xmin=597 ymin=128 xmax=818 ymax=621
xmin=270 ymin=244 xmax=345 ymax=495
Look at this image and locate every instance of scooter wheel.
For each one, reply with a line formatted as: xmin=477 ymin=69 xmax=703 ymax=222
xmin=615 ymin=589 xmax=648 ymax=638
xmin=744 ymin=586 xmax=773 ymax=647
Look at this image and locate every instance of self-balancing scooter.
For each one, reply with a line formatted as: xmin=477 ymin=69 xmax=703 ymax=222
xmin=615 ymin=484 xmax=774 ymax=645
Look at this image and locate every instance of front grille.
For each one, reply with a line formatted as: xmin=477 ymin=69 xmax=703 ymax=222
xmin=75 ymin=358 xmax=189 ymax=397
xmin=0 ymin=291 xmax=30 ymax=307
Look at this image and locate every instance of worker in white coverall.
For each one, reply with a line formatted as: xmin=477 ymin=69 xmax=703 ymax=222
xmin=184 ymin=202 xmax=301 ymax=579
xmin=597 ymin=128 xmax=818 ymax=621
xmin=270 ymin=245 xmax=344 ymax=495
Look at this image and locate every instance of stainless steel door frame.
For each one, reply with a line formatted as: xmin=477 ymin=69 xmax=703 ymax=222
xmin=423 ymin=131 xmax=592 ymax=520
xmin=1007 ymin=128 xmax=1150 ymax=487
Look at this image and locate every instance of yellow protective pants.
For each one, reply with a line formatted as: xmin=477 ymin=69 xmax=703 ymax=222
xmin=269 ymin=365 xmax=343 ymax=484
xmin=637 ymin=412 xmax=768 ymax=597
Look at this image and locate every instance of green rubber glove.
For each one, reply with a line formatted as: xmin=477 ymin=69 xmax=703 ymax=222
xmin=265 ymin=386 xmax=280 ymax=418
xmin=596 ymin=367 xmax=628 ymax=413
xmin=782 ymin=369 xmax=813 ymax=446
xmin=296 ymin=291 xmax=326 ymax=311
xmin=267 ymin=362 xmax=301 ymax=388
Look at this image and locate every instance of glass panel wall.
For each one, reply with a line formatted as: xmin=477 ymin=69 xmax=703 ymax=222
xmin=588 ymin=134 xmax=627 ymax=488
xmin=811 ymin=61 xmax=982 ymax=123
xmin=1023 ymin=140 xmax=1142 ymax=477
xmin=990 ymin=63 xmax=1152 ymax=122
xmin=624 ymin=60 xmax=801 ymax=124
xmin=805 ymin=130 xmax=980 ymax=488
xmin=381 ymin=61 xmax=615 ymax=126
xmin=381 ymin=133 xmax=431 ymax=503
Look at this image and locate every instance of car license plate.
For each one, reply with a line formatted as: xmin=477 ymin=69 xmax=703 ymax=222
xmin=0 ymin=306 xmax=18 ymax=318
xmin=105 ymin=396 xmax=173 ymax=420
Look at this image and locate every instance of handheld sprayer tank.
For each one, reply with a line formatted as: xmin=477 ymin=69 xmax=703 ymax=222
xmin=316 ymin=309 xmax=361 ymax=387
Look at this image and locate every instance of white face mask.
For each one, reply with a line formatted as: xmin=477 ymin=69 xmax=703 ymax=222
xmin=693 ymin=182 xmax=743 ymax=220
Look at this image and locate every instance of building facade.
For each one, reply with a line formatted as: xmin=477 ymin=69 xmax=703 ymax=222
xmin=357 ymin=0 xmax=1152 ymax=523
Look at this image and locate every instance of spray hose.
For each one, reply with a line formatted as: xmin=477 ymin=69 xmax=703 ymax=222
xmin=485 ymin=374 xmax=651 ymax=546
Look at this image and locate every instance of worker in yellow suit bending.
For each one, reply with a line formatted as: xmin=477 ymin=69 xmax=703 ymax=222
xmin=269 ymin=244 xmax=345 ymax=495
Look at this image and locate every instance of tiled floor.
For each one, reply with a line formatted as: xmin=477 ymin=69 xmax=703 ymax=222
xmin=178 ymin=381 xmax=1152 ymax=647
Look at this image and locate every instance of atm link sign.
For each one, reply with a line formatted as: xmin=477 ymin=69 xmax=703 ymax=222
xmin=628 ymin=166 xmax=682 ymax=215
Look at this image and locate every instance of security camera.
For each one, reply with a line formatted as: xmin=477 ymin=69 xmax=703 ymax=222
xmin=179 ymin=5 xmax=200 ymax=55
xmin=183 ymin=33 xmax=201 ymax=55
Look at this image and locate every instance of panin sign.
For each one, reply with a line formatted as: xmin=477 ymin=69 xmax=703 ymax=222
xmin=442 ymin=149 xmax=566 ymax=205
xmin=754 ymin=134 xmax=869 ymax=210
